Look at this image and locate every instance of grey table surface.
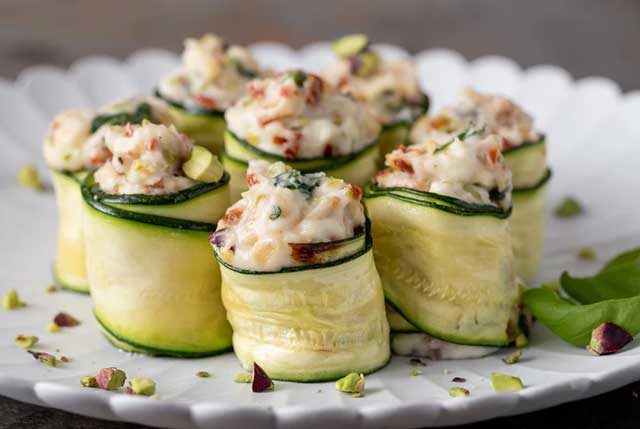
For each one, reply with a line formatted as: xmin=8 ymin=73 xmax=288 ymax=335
xmin=2 ymin=0 xmax=640 ymax=427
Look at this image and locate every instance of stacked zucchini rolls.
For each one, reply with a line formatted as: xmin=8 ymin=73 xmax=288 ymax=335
xmin=222 ymin=70 xmax=381 ymax=200
xmin=82 ymin=121 xmax=232 ymax=356
xmin=156 ymin=34 xmax=261 ymax=155
xmin=365 ymin=128 xmax=519 ymax=357
xmin=211 ymin=161 xmax=390 ymax=381
xmin=411 ymin=88 xmax=550 ymax=284
xmin=323 ymin=34 xmax=429 ymax=159
xmin=43 ymin=96 xmax=171 ymax=292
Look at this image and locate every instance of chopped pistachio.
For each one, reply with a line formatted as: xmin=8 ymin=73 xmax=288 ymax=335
xmin=80 ymin=376 xmax=98 ymax=388
xmin=502 ymin=350 xmax=522 ymax=365
xmin=16 ymin=164 xmax=43 ymax=190
xmin=47 ymin=322 xmax=60 ymax=333
xmin=335 ymin=373 xmax=365 ymax=398
xmin=96 ymin=367 xmax=127 ymax=390
xmin=448 ymin=387 xmax=470 ymax=397
xmin=332 ymin=34 xmax=369 ymax=58
xmin=196 ymin=371 xmax=211 ymax=378
xmin=588 ymin=321 xmax=633 ymax=355
xmin=28 ymin=351 xmax=57 ymax=367
xmin=451 ymin=377 xmax=466 ymax=383
xmin=491 ymin=372 xmax=524 ymax=392
xmin=129 ymin=377 xmax=156 ymax=396
xmin=60 ymin=356 xmax=71 ymax=363
xmin=409 ymin=369 xmax=423 ymax=376
xmin=443 ymin=368 xmax=449 ymax=375
xmin=15 ymin=335 xmax=38 ymax=349
xmin=149 ymin=393 xmax=161 ymax=400
xmin=2 ymin=289 xmax=25 ymax=310
xmin=578 ymin=247 xmax=596 ymax=260
xmin=555 ymin=197 xmax=583 ymax=218
xmin=409 ymin=358 xmax=426 ymax=367
xmin=53 ymin=312 xmax=80 ymax=327
xmin=515 ymin=334 xmax=529 ymax=348
xmin=46 ymin=284 xmax=58 ymax=293
xmin=251 ymin=362 xmax=274 ymax=393
xmin=234 ymin=372 xmax=252 ymax=383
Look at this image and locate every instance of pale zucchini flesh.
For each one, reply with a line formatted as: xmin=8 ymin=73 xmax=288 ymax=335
xmin=503 ymin=139 xmax=547 ymax=188
xmin=51 ymin=169 xmax=90 ymax=293
xmin=391 ymin=332 xmax=499 ymax=360
xmin=82 ymin=174 xmax=232 ymax=357
xmin=378 ymin=121 xmax=410 ymax=163
xmin=223 ymin=130 xmax=380 ymax=201
xmin=364 ymin=186 xmax=520 ymax=346
xmin=217 ymin=237 xmax=390 ymax=382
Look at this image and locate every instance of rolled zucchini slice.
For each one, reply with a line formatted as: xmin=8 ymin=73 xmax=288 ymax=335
xmin=82 ymin=173 xmax=233 ymax=357
xmin=215 ymin=222 xmax=391 ymax=382
xmin=503 ymin=138 xmax=547 ymax=188
xmin=155 ymin=90 xmax=226 ymax=156
xmin=51 ymin=169 xmax=90 ymax=293
xmin=378 ymin=121 xmax=410 ymax=161
xmin=223 ymin=129 xmax=380 ymax=201
xmin=511 ymin=168 xmax=552 ymax=285
xmin=364 ymin=184 xmax=520 ymax=346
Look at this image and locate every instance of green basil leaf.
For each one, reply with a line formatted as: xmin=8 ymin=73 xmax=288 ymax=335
xmin=561 ymin=248 xmax=640 ymax=304
xmin=522 ymin=287 xmax=640 ymax=347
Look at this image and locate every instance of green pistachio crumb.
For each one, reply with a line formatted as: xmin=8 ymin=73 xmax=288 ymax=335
xmin=15 ymin=335 xmax=38 ymax=349
xmin=269 ymin=205 xmax=282 ymax=220
xmin=502 ymin=350 xmax=522 ymax=365
xmin=448 ymin=387 xmax=470 ymax=397
xmin=96 ymin=367 xmax=127 ymax=390
xmin=555 ymin=197 xmax=583 ymax=218
xmin=578 ymin=247 xmax=596 ymax=260
xmin=46 ymin=284 xmax=58 ymax=293
xmin=60 ymin=356 xmax=71 ymax=363
xmin=47 ymin=322 xmax=60 ymax=333
xmin=409 ymin=358 xmax=426 ymax=366
xmin=129 ymin=377 xmax=156 ymax=396
xmin=443 ymin=368 xmax=449 ymax=375
xmin=234 ymin=372 xmax=252 ymax=383
xmin=80 ymin=376 xmax=98 ymax=388
xmin=335 ymin=373 xmax=365 ymax=397
xmin=16 ymin=164 xmax=43 ymax=190
xmin=515 ymin=334 xmax=529 ymax=348
xmin=491 ymin=372 xmax=524 ymax=392
xmin=409 ymin=369 xmax=423 ymax=376
xmin=149 ymin=393 xmax=161 ymax=400
xmin=29 ymin=351 xmax=57 ymax=367
xmin=196 ymin=371 xmax=211 ymax=378
xmin=3 ymin=289 xmax=26 ymax=310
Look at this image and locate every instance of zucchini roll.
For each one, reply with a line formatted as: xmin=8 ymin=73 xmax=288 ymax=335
xmin=364 ymin=129 xmax=520 ymax=352
xmin=323 ymin=34 xmax=429 ymax=159
xmin=410 ymin=88 xmax=549 ymax=284
xmin=43 ymin=96 xmax=171 ymax=293
xmin=223 ymin=71 xmax=381 ymax=201
xmin=211 ymin=161 xmax=390 ymax=381
xmin=82 ymin=121 xmax=232 ymax=357
xmin=156 ymin=34 xmax=261 ymax=155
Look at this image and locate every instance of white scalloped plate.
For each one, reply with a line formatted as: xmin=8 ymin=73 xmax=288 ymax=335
xmin=1 ymin=43 xmax=640 ymax=428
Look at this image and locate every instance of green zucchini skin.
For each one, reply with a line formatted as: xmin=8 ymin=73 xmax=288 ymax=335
xmin=511 ymin=168 xmax=552 ymax=284
xmin=223 ymin=129 xmax=380 ymax=201
xmin=50 ymin=169 xmax=90 ymax=293
xmin=215 ymin=220 xmax=391 ymax=381
xmin=82 ymin=173 xmax=233 ymax=357
xmin=364 ymin=185 xmax=519 ymax=347
xmin=503 ymin=138 xmax=547 ymax=188
xmin=154 ymin=89 xmax=226 ymax=156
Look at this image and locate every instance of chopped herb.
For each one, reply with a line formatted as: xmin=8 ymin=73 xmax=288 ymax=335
xmin=196 ymin=371 xmax=211 ymax=378
xmin=234 ymin=373 xmax=252 ymax=383
xmin=578 ymin=247 xmax=596 ymax=260
xmin=555 ymin=197 xmax=583 ymax=218
xmin=230 ymin=57 xmax=257 ymax=79
xmin=335 ymin=373 xmax=365 ymax=398
xmin=289 ymin=71 xmax=307 ymax=88
xmin=409 ymin=369 xmax=423 ymax=376
xmin=451 ymin=377 xmax=466 ymax=383
xmin=269 ymin=205 xmax=282 ymax=220
xmin=409 ymin=358 xmax=426 ymax=367
xmin=502 ymin=350 xmax=522 ymax=364
xmin=16 ymin=164 xmax=43 ymax=190
xmin=433 ymin=126 xmax=484 ymax=154
xmin=90 ymin=103 xmax=152 ymax=133
xmin=273 ymin=170 xmax=323 ymax=198
xmin=448 ymin=387 xmax=470 ymax=397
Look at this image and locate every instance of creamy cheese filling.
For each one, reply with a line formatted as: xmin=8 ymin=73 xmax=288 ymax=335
xmin=323 ymin=52 xmax=424 ymax=125
xmin=94 ymin=122 xmax=195 ymax=195
xmin=225 ymin=71 xmax=380 ymax=159
xmin=43 ymin=96 xmax=172 ymax=171
xmin=212 ymin=160 xmax=365 ymax=271
xmin=157 ymin=33 xmax=259 ymax=111
xmin=375 ymin=129 xmax=512 ymax=208
xmin=411 ymin=88 xmax=539 ymax=149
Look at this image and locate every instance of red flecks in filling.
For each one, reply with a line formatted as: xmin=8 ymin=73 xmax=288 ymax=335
xmin=146 ymin=138 xmax=159 ymax=151
xmin=393 ymin=158 xmax=414 ymax=174
xmin=429 ymin=116 xmax=450 ymax=129
xmin=501 ymin=137 xmax=513 ymax=151
xmin=192 ymin=94 xmax=217 ymax=109
xmin=247 ymin=82 xmax=265 ymax=99
xmin=305 ymin=74 xmax=324 ymax=105
xmin=279 ymin=85 xmax=295 ymax=98
xmin=273 ymin=136 xmax=287 ymax=145
xmin=222 ymin=208 xmax=244 ymax=226
xmin=486 ymin=145 xmax=500 ymax=166
xmin=123 ymin=123 xmax=133 ymax=137
xmin=349 ymin=184 xmax=362 ymax=200
xmin=246 ymin=173 xmax=260 ymax=186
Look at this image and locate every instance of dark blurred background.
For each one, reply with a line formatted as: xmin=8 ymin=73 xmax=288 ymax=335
xmin=1 ymin=0 xmax=639 ymax=91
